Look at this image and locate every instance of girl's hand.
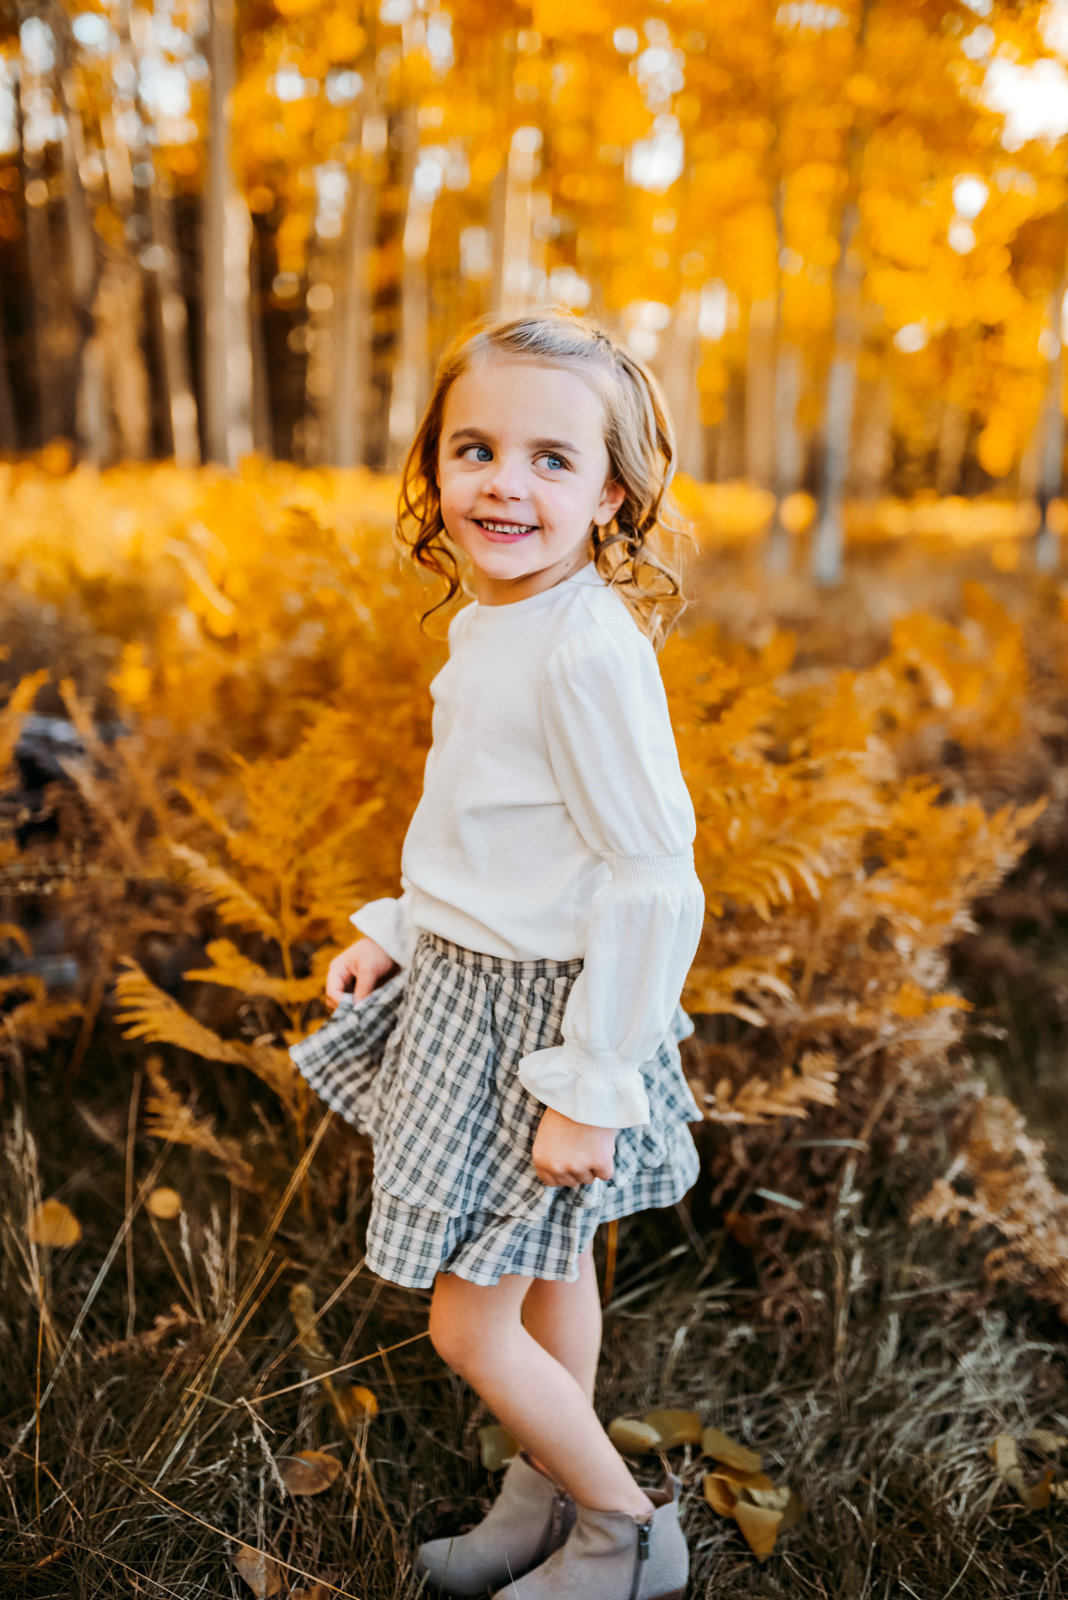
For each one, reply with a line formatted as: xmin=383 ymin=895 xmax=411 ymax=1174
xmin=532 ymin=1107 xmax=617 ymax=1187
xmin=326 ymin=937 xmax=398 ymax=1008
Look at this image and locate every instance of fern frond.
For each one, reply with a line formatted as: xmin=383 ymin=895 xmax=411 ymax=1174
xmin=0 ymin=670 xmax=48 ymax=775
xmin=115 ymin=961 xmax=302 ymax=1109
xmin=142 ymin=1055 xmax=258 ymax=1188
xmin=703 ymin=1052 xmax=839 ymax=1126
xmin=169 ymin=844 xmax=283 ymax=941
xmin=2 ymin=996 xmax=82 ymax=1050
xmin=184 ymin=939 xmax=325 ymax=1003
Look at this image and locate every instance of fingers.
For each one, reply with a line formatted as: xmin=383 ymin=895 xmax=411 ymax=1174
xmin=351 ymin=964 xmax=376 ymax=1001
xmin=325 ymin=949 xmax=358 ymax=1006
xmin=532 ymin=1161 xmax=614 ymax=1188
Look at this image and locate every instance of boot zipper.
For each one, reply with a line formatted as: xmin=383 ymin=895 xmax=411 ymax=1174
xmin=628 ymin=1520 xmax=651 ymax=1600
xmin=533 ymin=1493 xmax=567 ymax=1565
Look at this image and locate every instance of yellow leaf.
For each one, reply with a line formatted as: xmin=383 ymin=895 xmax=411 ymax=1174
xmin=0 ymin=923 xmax=31 ymax=955
xmin=335 ymin=1386 xmax=379 ymax=1428
xmin=702 ymin=1428 xmax=762 ymax=1474
xmin=608 ymin=1418 xmax=660 ymax=1455
xmin=145 ymin=1186 xmax=183 ymax=1220
xmin=480 ymin=1423 xmax=521 ymax=1470
xmin=277 ymin=1450 xmax=342 ymax=1496
xmin=733 ymin=1499 xmax=784 ymax=1561
xmin=642 ymin=1409 xmax=703 ymax=1449
xmin=233 ymin=1544 xmax=283 ymax=1598
xmin=28 ymin=1199 xmax=82 ymax=1248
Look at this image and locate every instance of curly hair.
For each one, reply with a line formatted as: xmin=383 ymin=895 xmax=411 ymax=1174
xmin=396 ymin=308 xmax=687 ymax=650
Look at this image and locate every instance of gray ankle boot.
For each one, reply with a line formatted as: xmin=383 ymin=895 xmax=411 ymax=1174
xmin=490 ymin=1482 xmax=687 ymax=1600
xmin=417 ymin=1454 xmax=575 ymax=1597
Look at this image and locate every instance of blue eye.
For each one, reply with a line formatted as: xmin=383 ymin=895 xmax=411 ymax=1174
xmin=543 ymin=454 xmax=565 ymax=471
xmin=462 ymin=443 xmax=493 ymax=462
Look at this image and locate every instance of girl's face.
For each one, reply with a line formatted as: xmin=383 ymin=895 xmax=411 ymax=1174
xmin=437 ymin=357 xmax=625 ymax=605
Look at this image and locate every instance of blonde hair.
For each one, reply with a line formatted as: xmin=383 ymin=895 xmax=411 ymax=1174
xmin=397 ymin=309 xmax=686 ymax=649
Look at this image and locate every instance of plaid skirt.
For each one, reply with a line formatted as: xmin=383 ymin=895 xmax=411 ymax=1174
xmin=290 ymin=932 xmax=700 ymax=1287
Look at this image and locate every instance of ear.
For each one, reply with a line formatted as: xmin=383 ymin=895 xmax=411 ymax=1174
xmin=593 ymin=478 xmax=626 ymax=527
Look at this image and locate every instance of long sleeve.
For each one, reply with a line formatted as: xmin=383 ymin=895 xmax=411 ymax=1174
xmin=350 ymin=886 xmax=419 ymax=969
xmin=517 ymin=622 xmax=705 ymax=1128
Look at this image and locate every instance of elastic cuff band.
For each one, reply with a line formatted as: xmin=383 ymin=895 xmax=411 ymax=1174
xmin=603 ymin=849 xmax=696 ymax=888
xmin=558 ymin=1044 xmax=642 ymax=1084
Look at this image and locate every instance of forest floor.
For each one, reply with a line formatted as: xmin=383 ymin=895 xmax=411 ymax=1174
xmin=1 ymin=1001 xmax=1066 ymax=1600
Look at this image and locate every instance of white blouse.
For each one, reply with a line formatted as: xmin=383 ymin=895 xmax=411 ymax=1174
xmin=352 ymin=563 xmax=705 ymax=1129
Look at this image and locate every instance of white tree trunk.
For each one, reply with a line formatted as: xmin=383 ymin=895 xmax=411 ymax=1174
xmin=935 ymin=399 xmax=967 ymax=496
xmin=329 ymin=97 xmax=378 ymax=467
xmin=660 ymin=292 xmax=703 ymax=477
xmin=812 ymin=201 xmax=863 ymax=586
xmin=853 ymin=374 xmax=892 ymax=500
xmin=203 ymin=0 xmax=253 ymax=466
xmin=744 ymin=297 xmax=776 ymax=489
xmin=388 ymin=109 xmax=432 ymax=461
xmin=766 ymin=340 xmax=804 ymax=574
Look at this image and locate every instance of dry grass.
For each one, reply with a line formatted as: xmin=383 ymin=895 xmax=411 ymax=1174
xmin=1 ymin=1027 xmax=1065 ymax=1600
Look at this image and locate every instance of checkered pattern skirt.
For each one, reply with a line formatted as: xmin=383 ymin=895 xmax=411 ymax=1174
xmin=290 ymin=932 xmax=700 ymax=1287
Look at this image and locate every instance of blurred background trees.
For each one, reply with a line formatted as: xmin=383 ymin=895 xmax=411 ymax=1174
xmin=2 ymin=0 xmax=1068 ymax=578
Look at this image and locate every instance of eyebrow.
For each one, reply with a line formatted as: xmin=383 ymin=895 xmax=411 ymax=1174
xmin=446 ymin=427 xmax=584 ymax=455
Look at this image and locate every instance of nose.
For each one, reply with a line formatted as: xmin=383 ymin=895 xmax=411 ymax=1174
xmin=484 ymin=453 xmax=527 ymax=500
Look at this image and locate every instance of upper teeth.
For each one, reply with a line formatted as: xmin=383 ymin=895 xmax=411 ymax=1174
xmin=481 ymin=522 xmax=534 ymax=534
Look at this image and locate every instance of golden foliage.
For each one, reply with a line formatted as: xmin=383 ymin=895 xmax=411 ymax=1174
xmin=912 ymin=1093 xmax=1068 ymax=1321
xmin=116 ymin=965 xmax=301 ymax=1115
xmin=141 ymin=1055 xmax=259 ymax=1190
xmin=3 ymin=461 xmax=1065 ymax=1323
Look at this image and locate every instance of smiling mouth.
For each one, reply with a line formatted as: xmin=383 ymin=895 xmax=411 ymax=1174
xmin=474 ymin=519 xmax=538 ymax=536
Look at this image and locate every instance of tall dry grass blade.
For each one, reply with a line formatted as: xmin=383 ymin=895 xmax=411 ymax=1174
xmin=5 ymin=1136 xmax=176 ymax=1461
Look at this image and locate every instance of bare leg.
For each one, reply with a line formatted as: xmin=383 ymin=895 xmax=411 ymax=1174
xmin=430 ymin=1268 xmax=652 ymax=1516
xmin=521 ymin=1247 xmax=601 ymax=1399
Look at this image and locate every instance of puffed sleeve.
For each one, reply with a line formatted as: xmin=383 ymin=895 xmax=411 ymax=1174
xmin=350 ymin=885 xmax=418 ymax=969
xmin=517 ymin=623 xmax=705 ymax=1128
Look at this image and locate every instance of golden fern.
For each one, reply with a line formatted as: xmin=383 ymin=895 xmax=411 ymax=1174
xmin=183 ymin=939 xmax=325 ymax=1004
xmin=142 ymin=1055 xmax=258 ymax=1189
xmin=0 ymin=670 xmax=48 ymax=776
xmin=114 ymin=961 xmax=301 ymax=1113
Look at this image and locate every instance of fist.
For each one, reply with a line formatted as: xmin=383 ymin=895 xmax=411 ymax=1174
xmin=325 ymin=937 xmax=398 ymax=1008
xmin=532 ymin=1107 xmax=617 ymax=1188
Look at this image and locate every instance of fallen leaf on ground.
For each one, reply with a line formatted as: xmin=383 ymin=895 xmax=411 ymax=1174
xmin=1028 ymin=1428 xmax=1068 ymax=1453
xmin=334 ymin=1384 xmax=378 ymax=1428
xmin=704 ymin=1468 xmax=803 ymax=1561
xmin=609 ymin=1418 xmax=661 ymax=1455
xmin=480 ymin=1423 xmax=521 ymax=1470
xmin=233 ymin=1544 xmax=283 ymax=1597
xmin=291 ymin=1588 xmax=332 ymax=1600
xmin=724 ymin=1210 xmax=756 ymax=1247
xmin=702 ymin=1427 xmax=762 ymax=1474
xmin=278 ymin=1450 xmax=342 ymax=1496
xmin=643 ymin=1409 xmax=703 ymax=1448
xmin=28 ymin=1199 xmax=81 ymax=1248
xmin=145 ymin=1186 xmax=183 ymax=1219
xmin=991 ymin=1433 xmax=1055 ymax=1510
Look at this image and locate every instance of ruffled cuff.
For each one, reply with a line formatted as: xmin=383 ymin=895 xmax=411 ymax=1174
xmin=349 ymin=895 xmax=415 ymax=970
xmin=517 ymin=1044 xmax=651 ymax=1129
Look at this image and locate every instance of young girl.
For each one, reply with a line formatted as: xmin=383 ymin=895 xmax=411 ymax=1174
xmin=292 ymin=310 xmax=704 ymax=1599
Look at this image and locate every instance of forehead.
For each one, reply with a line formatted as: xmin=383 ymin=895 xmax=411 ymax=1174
xmin=441 ymin=357 xmax=607 ymax=447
